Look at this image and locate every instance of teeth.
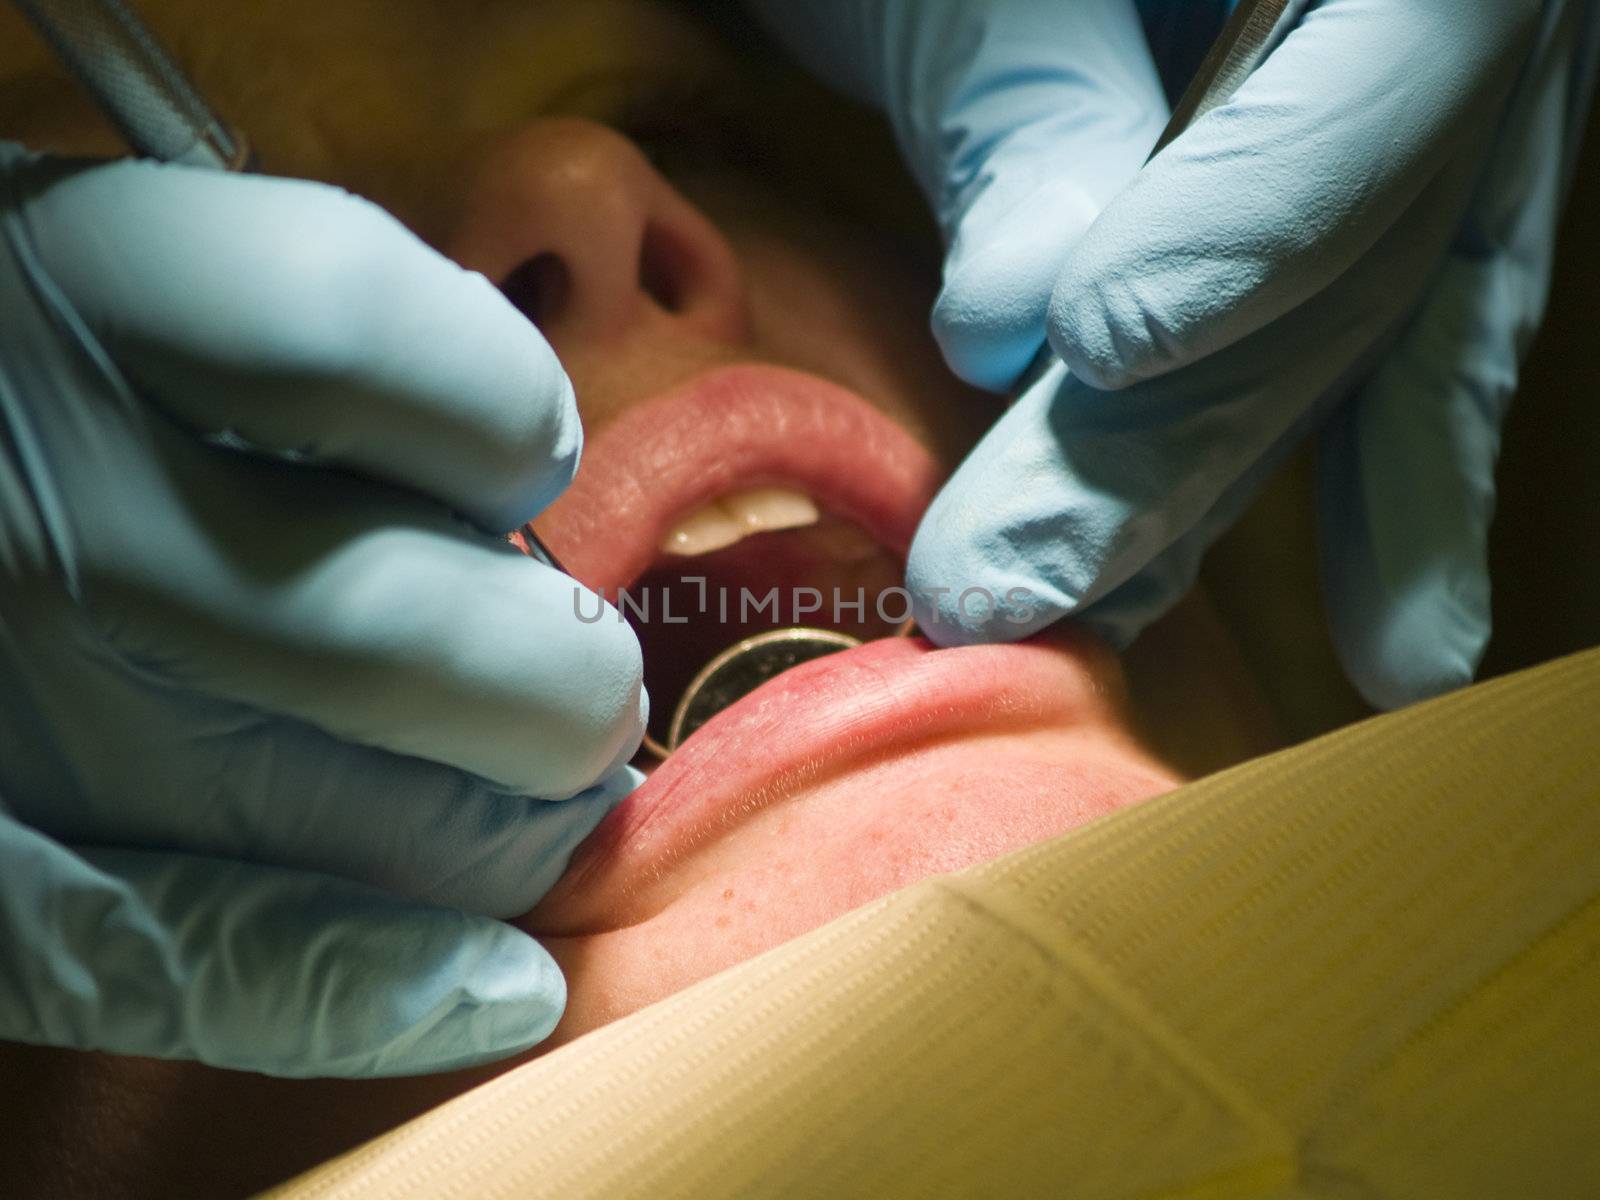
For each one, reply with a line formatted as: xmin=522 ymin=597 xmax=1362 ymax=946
xmin=661 ymin=487 xmax=820 ymax=556
xmin=662 ymin=503 xmax=744 ymax=557
xmin=726 ymin=487 xmax=821 ymax=534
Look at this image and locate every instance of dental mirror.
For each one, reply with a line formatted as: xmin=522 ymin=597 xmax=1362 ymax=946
xmin=642 ymin=620 xmax=918 ymax=760
xmin=642 ymin=627 xmax=862 ymax=759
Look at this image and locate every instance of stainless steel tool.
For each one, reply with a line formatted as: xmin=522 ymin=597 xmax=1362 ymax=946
xmin=12 ymin=0 xmax=251 ymax=169
xmin=651 ymin=628 xmax=862 ymax=757
xmin=1152 ymin=0 xmax=1309 ymax=162
xmin=11 ymin=0 xmax=569 ymax=574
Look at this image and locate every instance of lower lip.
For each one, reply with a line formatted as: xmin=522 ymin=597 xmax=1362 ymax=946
xmin=540 ymin=631 xmax=1137 ymax=917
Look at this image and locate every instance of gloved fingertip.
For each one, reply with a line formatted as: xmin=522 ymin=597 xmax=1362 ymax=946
xmin=1319 ymin=411 xmax=1494 ymax=713
xmin=51 ymin=851 xmax=571 ymax=1078
xmin=905 ymin=551 xmax=1057 ymax=649
xmin=933 ymin=178 xmax=1100 ymax=393
xmin=338 ymin=918 xmax=566 ymax=1078
xmin=908 ymin=592 xmax=990 ymax=648
xmin=478 ymin=577 xmax=646 ymax=799
xmin=1046 ymin=269 xmax=1156 ymax=393
xmin=931 ymin=284 xmax=1051 ymax=395
xmin=421 ymin=763 xmax=644 ymax=920
xmin=428 ymin=925 xmax=567 ymax=1061
xmin=596 ymin=691 xmax=649 ymax=784
xmin=552 ymin=618 xmax=647 ymax=796
xmin=1342 ymin=628 xmax=1484 ymax=713
xmin=473 ymin=352 xmax=584 ymax=533
xmin=1331 ymin=580 xmax=1489 ymax=712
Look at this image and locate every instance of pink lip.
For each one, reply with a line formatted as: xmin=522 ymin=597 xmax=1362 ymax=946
xmin=522 ymin=362 xmax=1154 ymax=932
xmin=527 ymin=363 xmax=942 ymax=591
xmin=534 ymin=631 xmax=1138 ymax=931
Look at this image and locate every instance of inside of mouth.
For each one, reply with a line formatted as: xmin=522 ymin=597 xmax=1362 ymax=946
xmin=628 ymin=509 xmax=903 ymax=752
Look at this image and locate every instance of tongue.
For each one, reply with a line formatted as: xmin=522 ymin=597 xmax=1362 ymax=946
xmin=628 ymin=516 xmax=903 ymax=747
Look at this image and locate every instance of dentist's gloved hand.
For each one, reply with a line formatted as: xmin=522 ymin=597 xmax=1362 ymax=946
xmin=756 ymin=0 xmax=1600 ymax=708
xmin=0 ymin=145 xmax=646 ymax=1077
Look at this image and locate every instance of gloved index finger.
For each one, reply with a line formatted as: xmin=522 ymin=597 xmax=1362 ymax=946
xmin=1048 ymin=0 xmax=1545 ymax=391
xmin=16 ymin=152 xmax=577 ymax=533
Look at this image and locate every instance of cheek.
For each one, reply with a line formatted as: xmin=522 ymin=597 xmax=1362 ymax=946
xmin=543 ymin=740 xmax=1177 ymax=1043
xmin=682 ymin=736 xmax=1172 ymax=913
xmin=709 ymin=751 xmax=1170 ymax=920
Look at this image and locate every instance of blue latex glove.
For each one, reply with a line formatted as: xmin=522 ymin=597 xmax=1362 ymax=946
xmin=756 ymin=0 xmax=1600 ymax=708
xmin=0 ymin=145 xmax=646 ymax=1077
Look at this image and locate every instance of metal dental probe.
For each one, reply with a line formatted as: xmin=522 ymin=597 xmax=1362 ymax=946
xmin=641 ymin=0 xmax=1311 ymax=760
xmin=1151 ymin=0 xmax=1311 ymax=162
xmin=11 ymin=0 xmax=251 ymax=170
xmin=11 ymin=0 xmax=569 ymax=574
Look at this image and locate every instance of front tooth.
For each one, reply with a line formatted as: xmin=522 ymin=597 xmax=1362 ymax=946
xmin=660 ymin=487 xmax=821 ymax=556
xmin=722 ymin=487 xmax=819 ymax=534
xmin=662 ymin=501 xmax=745 ymax=556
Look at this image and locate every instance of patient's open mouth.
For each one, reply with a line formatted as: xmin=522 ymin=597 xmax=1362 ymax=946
xmin=630 ymin=513 xmax=907 ymax=747
xmin=528 ymin=363 xmax=942 ymax=749
xmin=522 ymin=363 xmax=1172 ymax=933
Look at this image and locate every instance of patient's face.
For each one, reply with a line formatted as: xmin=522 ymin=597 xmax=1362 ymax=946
xmin=2 ymin=0 xmax=1279 ymax=1099
xmin=2 ymin=5 xmax=1246 ymax=1051
xmin=437 ymin=118 xmax=1185 ymax=1045
xmin=0 ymin=4 xmax=1287 ymax=1193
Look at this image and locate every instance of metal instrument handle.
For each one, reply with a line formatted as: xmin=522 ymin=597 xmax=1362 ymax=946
xmin=12 ymin=0 xmax=251 ymax=170
xmin=1149 ymin=0 xmax=1311 ymax=161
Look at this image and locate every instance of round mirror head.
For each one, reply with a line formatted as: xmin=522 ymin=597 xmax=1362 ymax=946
xmin=641 ymin=628 xmax=863 ymax=759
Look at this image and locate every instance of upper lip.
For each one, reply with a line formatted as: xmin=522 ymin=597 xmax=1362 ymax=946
xmin=528 ymin=363 xmax=943 ymax=591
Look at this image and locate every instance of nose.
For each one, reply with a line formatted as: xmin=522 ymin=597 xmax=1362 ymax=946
xmin=447 ymin=118 xmax=748 ymax=346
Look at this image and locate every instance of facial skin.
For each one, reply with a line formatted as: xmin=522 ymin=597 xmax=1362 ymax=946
xmin=0 ymin=2 xmax=1284 ymax=1195
xmin=434 ymin=116 xmax=1200 ymax=1045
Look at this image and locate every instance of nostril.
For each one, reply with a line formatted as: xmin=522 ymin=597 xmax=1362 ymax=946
xmin=501 ymin=253 xmax=571 ymax=326
xmin=639 ymin=222 xmax=690 ymax=314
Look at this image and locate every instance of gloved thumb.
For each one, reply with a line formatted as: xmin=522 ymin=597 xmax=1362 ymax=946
xmin=1 ymin=816 xmax=564 ymax=1078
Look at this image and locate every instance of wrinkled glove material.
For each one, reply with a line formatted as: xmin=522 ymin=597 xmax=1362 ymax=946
xmin=0 ymin=144 xmax=645 ymax=1076
xmin=758 ymin=0 xmax=1600 ymax=709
